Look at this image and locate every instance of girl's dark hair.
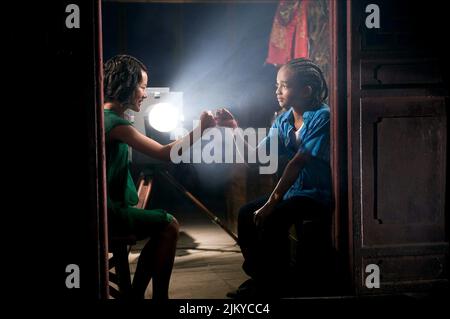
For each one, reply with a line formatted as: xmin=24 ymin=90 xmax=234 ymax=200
xmin=284 ymin=58 xmax=328 ymax=108
xmin=103 ymin=55 xmax=148 ymax=104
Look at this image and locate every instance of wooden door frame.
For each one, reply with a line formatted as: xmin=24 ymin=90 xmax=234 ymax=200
xmin=95 ymin=0 xmax=110 ymax=298
xmin=329 ymin=0 xmax=352 ymax=293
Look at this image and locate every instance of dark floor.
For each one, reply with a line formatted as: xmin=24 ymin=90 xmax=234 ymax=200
xmin=109 ymin=211 xmax=449 ymax=301
xmin=108 ymin=206 xmax=248 ymax=299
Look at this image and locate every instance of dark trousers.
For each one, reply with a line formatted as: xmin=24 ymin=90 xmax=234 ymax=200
xmin=237 ymin=195 xmax=330 ymax=285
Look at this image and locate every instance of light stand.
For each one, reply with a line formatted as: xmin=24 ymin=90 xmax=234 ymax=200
xmin=158 ymin=169 xmax=238 ymax=243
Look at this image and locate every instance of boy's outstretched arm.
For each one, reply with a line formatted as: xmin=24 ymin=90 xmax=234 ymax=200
xmin=253 ymin=151 xmax=310 ymax=228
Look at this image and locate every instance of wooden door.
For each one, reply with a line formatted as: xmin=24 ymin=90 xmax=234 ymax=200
xmin=347 ymin=0 xmax=448 ymax=295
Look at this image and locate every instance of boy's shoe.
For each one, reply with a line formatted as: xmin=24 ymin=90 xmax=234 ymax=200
xmin=226 ymin=279 xmax=256 ymax=299
xmin=227 ymin=279 xmax=286 ymax=299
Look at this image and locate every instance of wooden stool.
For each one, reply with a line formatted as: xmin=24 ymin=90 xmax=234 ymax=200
xmin=289 ymin=217 xmax=335 ymax=295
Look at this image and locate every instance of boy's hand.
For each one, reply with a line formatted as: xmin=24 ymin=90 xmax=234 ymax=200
xmin=253 ymin=202 xmax=276 ymax=230
xmin=199 ymin=111 xmax=216 ymax=131
xmin=215 ymin=108 xmax=238 ymax=128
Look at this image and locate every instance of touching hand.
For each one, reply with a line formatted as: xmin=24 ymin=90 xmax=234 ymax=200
xmin=199 ymin=110 xmax=217 ymax=131
xmin=215 ymin=108 xmax=238 ymax=129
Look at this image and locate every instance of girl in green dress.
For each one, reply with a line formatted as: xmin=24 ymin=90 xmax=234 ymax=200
xmin=103 ymin=55 xmax=216 ymax=299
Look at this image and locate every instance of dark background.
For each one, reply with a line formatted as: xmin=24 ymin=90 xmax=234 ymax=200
xmin=102 ymin=1 xmax=280 ymax=128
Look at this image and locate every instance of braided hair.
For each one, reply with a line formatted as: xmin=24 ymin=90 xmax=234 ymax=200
xmin=284 ymin=58 xmax=328 ymax=108
xmin=103 ymin=55 xmax=148 ymax=104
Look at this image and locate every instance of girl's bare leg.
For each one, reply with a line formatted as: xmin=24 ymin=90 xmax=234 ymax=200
xmin=132 ymin=218 xmax=179 ymax=299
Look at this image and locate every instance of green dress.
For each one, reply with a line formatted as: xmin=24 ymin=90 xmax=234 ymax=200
xmin=104 ymin=109 xmax=173 ymax=238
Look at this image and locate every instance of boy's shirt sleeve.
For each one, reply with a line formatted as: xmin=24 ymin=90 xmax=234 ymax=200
xmin=257 ymin=116 xmax=284 ymax=156
xmin=298 ymin=113 xmax=330 ymax=162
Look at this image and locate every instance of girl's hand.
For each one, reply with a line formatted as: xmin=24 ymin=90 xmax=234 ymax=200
xmin=215 ymin=108 xmax=238 ymax=128
xmin=199 ymin=111 xmax=217 ymax=131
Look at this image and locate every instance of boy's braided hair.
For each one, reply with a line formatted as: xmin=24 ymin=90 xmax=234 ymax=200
xmin=285 ymin=58 xmax=328 ymax=108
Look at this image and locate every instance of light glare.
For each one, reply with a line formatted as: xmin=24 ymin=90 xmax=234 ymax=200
xmin=148 ymin=102 xmax=179 ymax=132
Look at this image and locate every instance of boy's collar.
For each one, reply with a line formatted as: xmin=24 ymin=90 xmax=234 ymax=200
xmin=283 ymin=106 xmax=317 ymax=125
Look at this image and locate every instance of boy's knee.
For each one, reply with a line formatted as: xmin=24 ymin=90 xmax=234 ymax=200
xmin=238 ymin=203 xmax=256 ymax=223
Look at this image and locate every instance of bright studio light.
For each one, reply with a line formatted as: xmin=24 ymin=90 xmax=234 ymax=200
xmin=148 ymin=102 xmax=179 ymax=132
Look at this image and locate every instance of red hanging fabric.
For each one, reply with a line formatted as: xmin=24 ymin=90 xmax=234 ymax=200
xmin=266 ymin=0 xmax=309 ymax=66
xmin=294 ymin=0 xmax=309 ymax=60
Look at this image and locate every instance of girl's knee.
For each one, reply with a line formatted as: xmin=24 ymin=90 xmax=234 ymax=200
xmin=165 ymin=217 xmax=180 ymax=238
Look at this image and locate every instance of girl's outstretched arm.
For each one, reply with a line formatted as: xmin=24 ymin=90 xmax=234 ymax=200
xmin=109 ymin=111 xmax=216 ymax=162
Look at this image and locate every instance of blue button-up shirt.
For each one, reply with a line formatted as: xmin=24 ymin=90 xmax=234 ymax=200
xmin=260 ymin=104 xmax=331 ymax=206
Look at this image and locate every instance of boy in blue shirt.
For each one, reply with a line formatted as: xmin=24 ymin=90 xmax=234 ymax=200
xmin=216 ymin=58 xmax=331 ymax=298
